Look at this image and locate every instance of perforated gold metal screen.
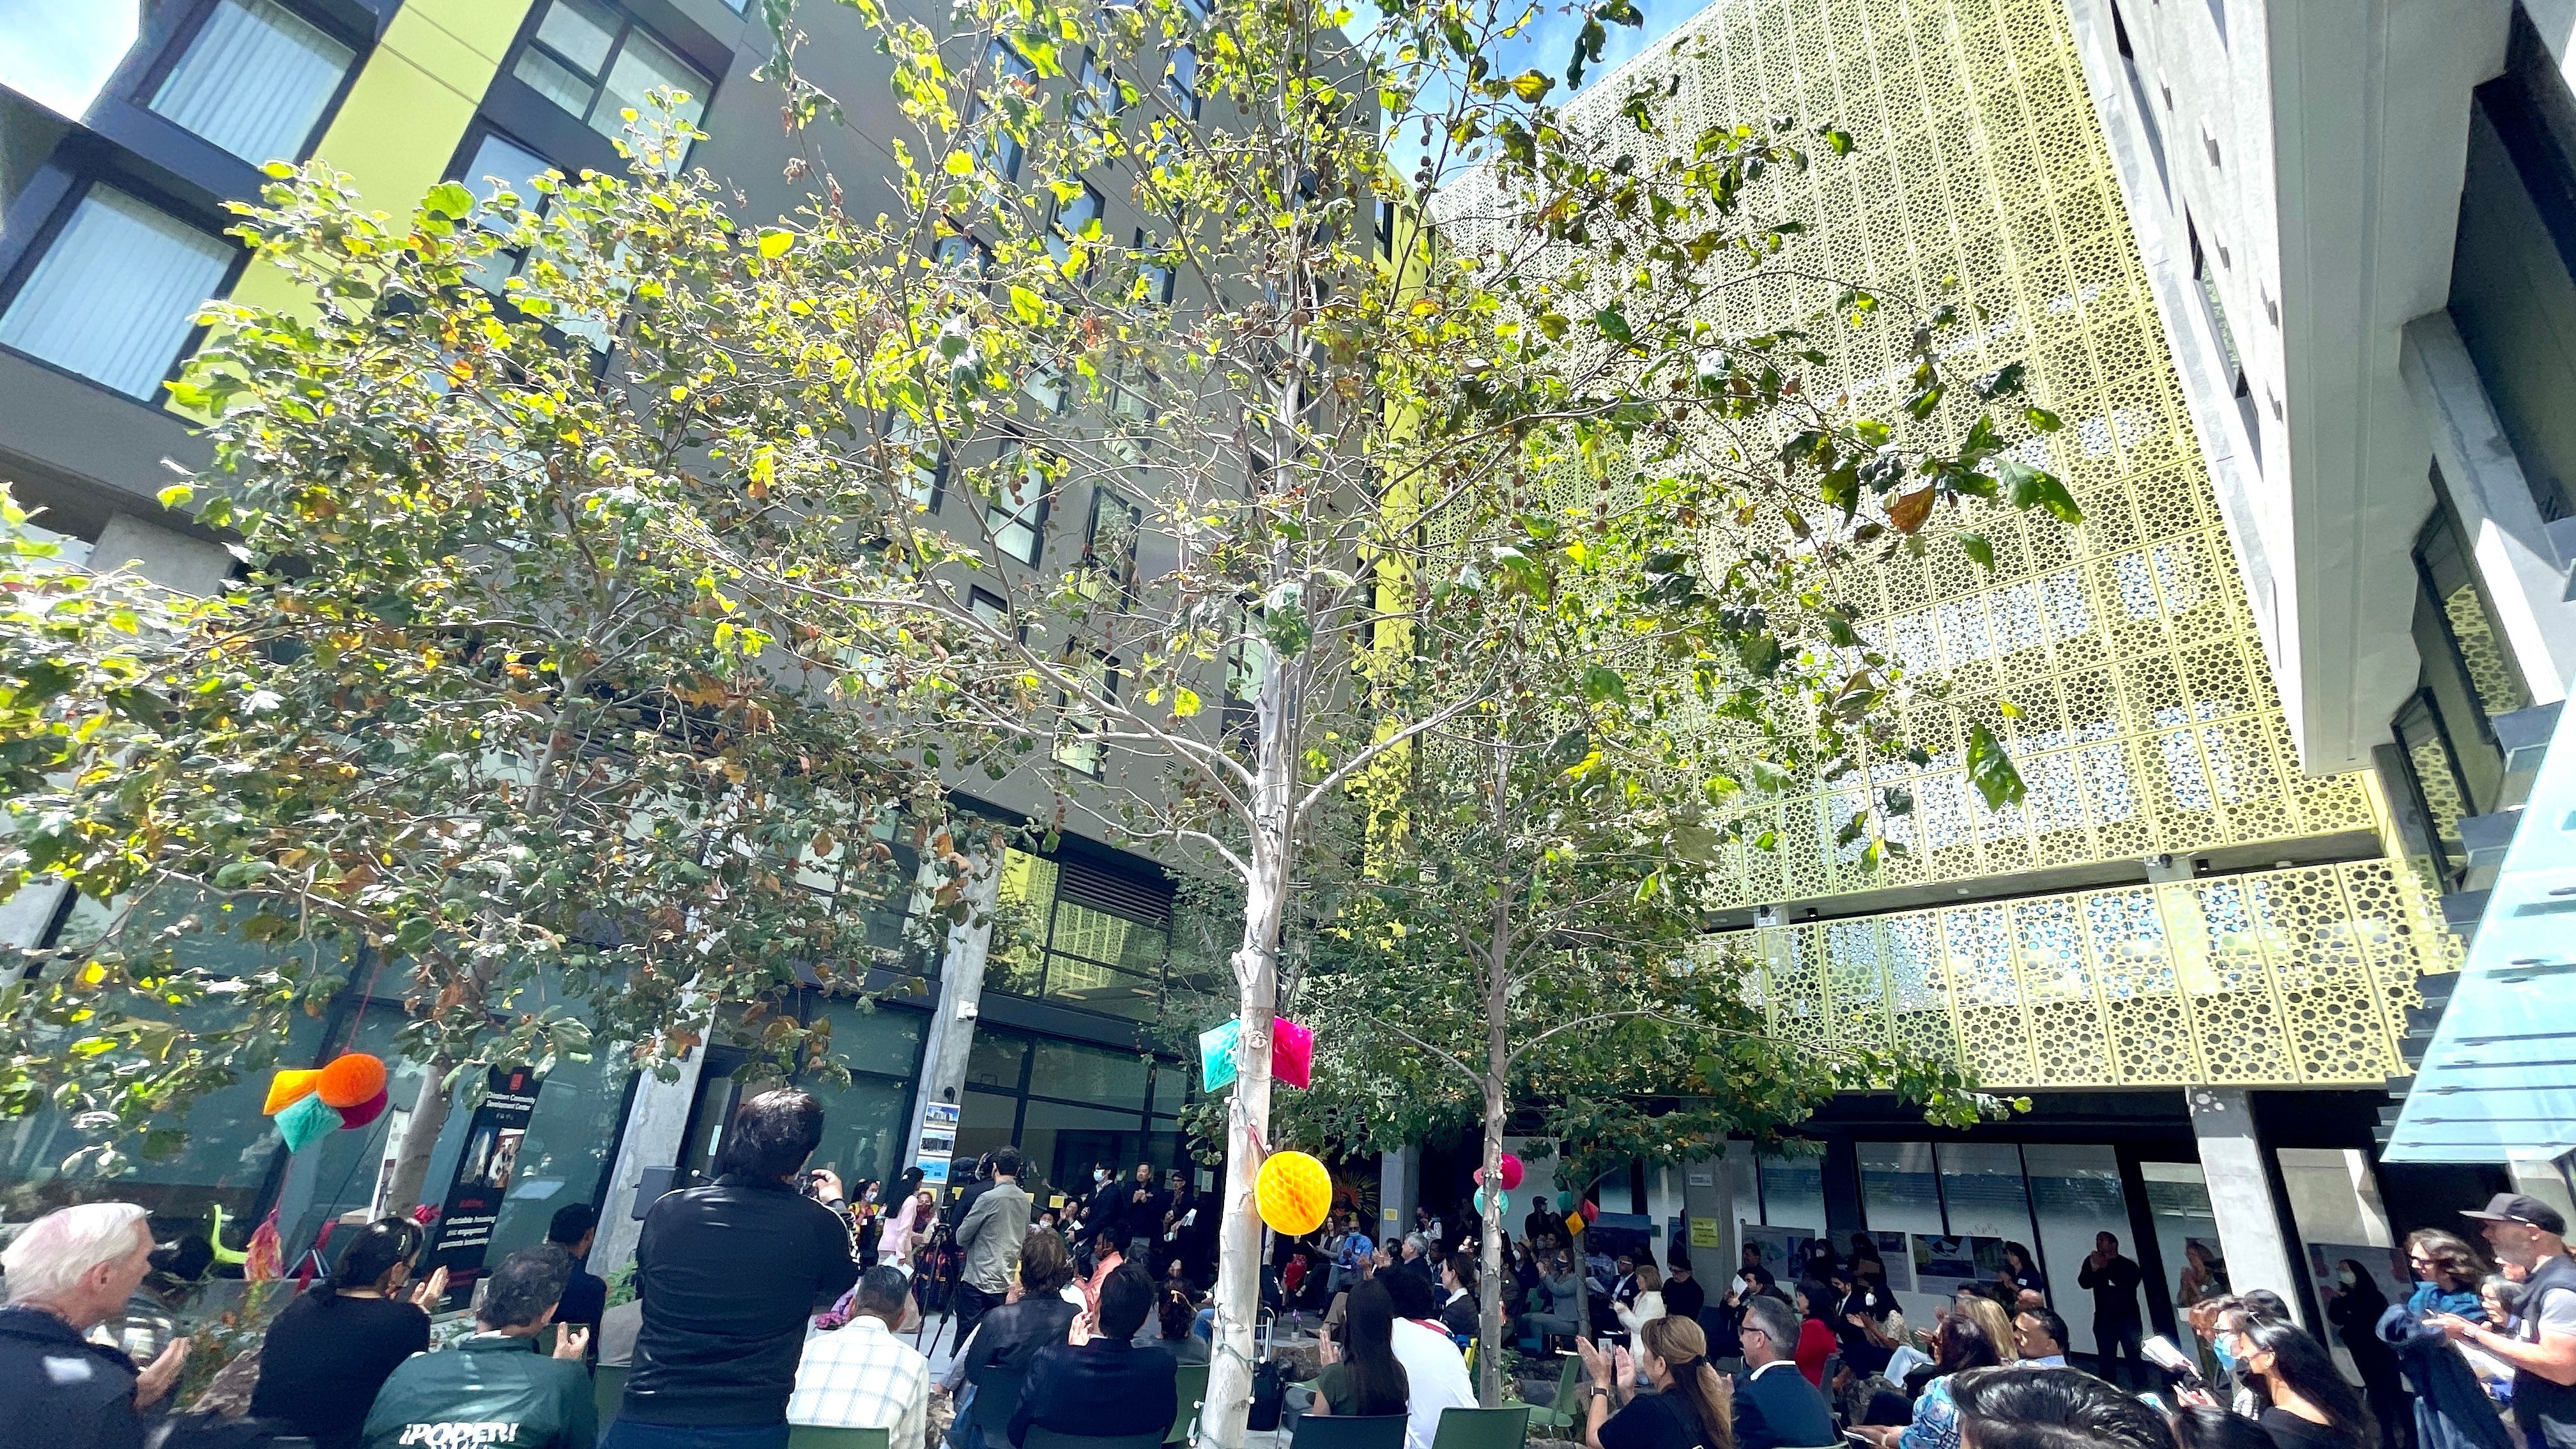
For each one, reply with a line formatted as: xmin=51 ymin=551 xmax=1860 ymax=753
xmin=1529 ymin=0 xmax=2457 ymax=1085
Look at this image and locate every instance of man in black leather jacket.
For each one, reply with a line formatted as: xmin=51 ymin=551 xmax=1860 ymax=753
xmin=608 ymin=1089 xmax=861 ymax=1447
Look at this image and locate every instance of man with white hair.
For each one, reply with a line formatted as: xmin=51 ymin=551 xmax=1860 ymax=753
xmin=0 ymin=1200 xmax=192 ymax=1448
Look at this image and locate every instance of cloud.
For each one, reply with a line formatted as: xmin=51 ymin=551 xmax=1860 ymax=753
xmin=0 ymin=2 xmax=139 ymax=121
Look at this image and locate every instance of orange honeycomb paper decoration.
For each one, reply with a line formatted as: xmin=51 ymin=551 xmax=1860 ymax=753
xmin=1255 ymin=1150 xmax=1331 ymax=1236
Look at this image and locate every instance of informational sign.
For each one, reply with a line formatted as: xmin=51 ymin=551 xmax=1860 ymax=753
xmin=1910 ymin=1232 xmax=2006 ymax=1296
xmin=425 ymin=1066 xmax=544 ymax=1281
xmin=1690 ymin=1217 xmax=1724 ymax=1248
xmin=914 ymin=1100 xmax=959 ymax=1187
xmin=1863 ymin=1230 xmax=1915 ymax=1291
xmin=1739 ymin=1222 xmax=1818 ymax=1282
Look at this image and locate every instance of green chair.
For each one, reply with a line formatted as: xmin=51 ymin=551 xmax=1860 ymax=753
xmin=1429 ymin=1404 xmax=1532 ymax=1449
xmin=1523 ymin=1356 xmax=1586 ymax=1438
xmin=592 ymin=1363 xmax=629 ymax=1429
xmin=1290 ymin=1414 xmax=1410 ymax=1449
xmin=1167 ymin=1361 xmax=1211 ymax=1445
xmin=789 ymin=1429 xmax=893 ymax=1449
xmin=1023 ymin=1430 xmax=1169 ymax=1449
xmin=970 ymin=1365 xmax=1029 ymax=1442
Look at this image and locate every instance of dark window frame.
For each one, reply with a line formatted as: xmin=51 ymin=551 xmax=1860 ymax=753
xmin=130 ymin=0 xmax=372 ymax=167
xmin=0 ymin=174 xmax=249 ymax=406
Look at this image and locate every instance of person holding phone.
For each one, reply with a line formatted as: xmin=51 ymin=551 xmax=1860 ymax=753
xmin=1575 ymin=1317 xmax=1733 ymax=1449
xmin=362 ymin=1246 xmax=595 ymax=1449
xmin=253 ymin=1216 xmax=447 ymax=1449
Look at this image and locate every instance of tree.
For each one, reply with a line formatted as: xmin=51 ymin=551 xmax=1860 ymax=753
xmin=1277 ymin=468 xmax=2020 ymax=1400
xmin=723 ymin=0 xmax=2082 ymax=1427
xmin=0 ymin=119 xmax=967 ymax=1207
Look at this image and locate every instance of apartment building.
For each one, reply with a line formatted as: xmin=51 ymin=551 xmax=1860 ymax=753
xmin=2055 ymin=0 xmax=2576 ymax=1181
xmin=0 ymin=0 xmax=1217 ymax=1275
xmin=1374 ymin=0 xmax=2563 ymax=1356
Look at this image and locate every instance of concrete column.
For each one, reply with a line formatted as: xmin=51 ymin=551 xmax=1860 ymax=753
xmin=2187 ymin=1087 xmax=2306 ymax=1326
xmin=905 ymin=854 xmax=1002 ymax=1162
xmin=592 ymin=1053 xmax=713 ymax=1276
xmin=0 ymin=880 xmax=70 ymax=988
xmin=1680 ymin=1148 xmax=1737 ymax=1273
xmin=1379 ymin=1146 xmax=1418 ymax=1241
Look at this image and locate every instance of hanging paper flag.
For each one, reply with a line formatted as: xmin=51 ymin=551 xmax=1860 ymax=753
xmin=339 ymin=1087 xmax=392 ymax=1130
xmin=274 ymin=1091 xmax=342 ymax=1151
xmin=1199 ymin=1019 xmax=1241 ymax=1090
xmin=1271 ymin=1016 xmax=1314 ymax=1090
xmin=263 ymin=1069 xmax=321 ymax=1116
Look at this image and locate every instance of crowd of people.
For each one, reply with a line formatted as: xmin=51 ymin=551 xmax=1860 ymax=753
xmin=3 ymin=1095 xmax=2573 ymax=1449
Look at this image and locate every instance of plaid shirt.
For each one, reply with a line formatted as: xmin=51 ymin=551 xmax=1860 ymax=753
xmin=786 ymin=1315 xmax=929 ymax=1449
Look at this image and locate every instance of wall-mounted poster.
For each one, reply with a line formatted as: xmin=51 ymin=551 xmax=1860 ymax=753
xmin=1740 ymin=1222 xmax=1818 ymax=1288
xmin=1859 ymin=1230 xmax=1915 ymax=1292
xmin=1912 ymin=1233 xmax=1980 ymax=1294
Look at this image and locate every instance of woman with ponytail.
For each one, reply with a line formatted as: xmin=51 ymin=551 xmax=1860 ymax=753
xmin=250 ymin=1217 xmax=446 ymax=1449
xmin=1576 ymin=1314 xmax=1736 ymax=1449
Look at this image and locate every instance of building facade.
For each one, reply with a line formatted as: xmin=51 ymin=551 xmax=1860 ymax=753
xmin=2056 ymin=0 xmax=2576 ymax=1175
xmin=0 ymin=0 xmax=1213 ymax=1275
xmin=1378 ymin=0 xmax=2570 ymax=1365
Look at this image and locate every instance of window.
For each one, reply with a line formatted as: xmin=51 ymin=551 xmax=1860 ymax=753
xmin=1083 ymin=487 xmax=1142 ymax=598
xmin=457 ymin=130 xmax=554 ymax=288
xmin=968 ymin=586 xmax=1011 ymax=633
xmin=1022 ymin=356 xmax=1068 ymax=415
xmin=0 ymin=186 xmax=232 ymax=399
xmin=986 ymin=437 xmax=1052 ymax=564
xmin=935 ymin=231 xmax=992 ymax=276
xmin=512 ymin=0 xmax=709 ymax=147
xmin=1134 ymin=229 xmax=1174 ymax=305
xmin=1078 ymin=49 xmax=1126 ymax=121
xmin=151 ymin=0 xmax=353 ymax=165
xmin=1165 ymin=45 xmax=1200 ymax=119
xmin=1108 ymin=365 xmax=1156 ymax=463
xmin=1048 ymin=180 xmax=1104 ymax=273
xmin=973 ymin=42 xmax=1037 ymax=183
xmin=885 ymin=417 xmax=946 ymax=512
xmin=1054 ymin=651 xmax=1117 ymax=775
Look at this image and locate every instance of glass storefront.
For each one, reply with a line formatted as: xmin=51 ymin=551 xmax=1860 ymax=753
xmin=954 ymin=1027 xmax=1191 ymax=1207
xmin=1 ymin=889 xmax=341 ymax=1239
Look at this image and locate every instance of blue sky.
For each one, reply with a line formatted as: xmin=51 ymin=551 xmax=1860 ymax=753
xmin=0 ymin=1 xmax=136 ymax=119
xmin=1348 ymin=0 xmax=1708 ymax=180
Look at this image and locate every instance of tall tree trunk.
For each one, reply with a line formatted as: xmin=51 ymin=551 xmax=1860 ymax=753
xmin=1203 ymin=658 xmax=1298 ymax=1447
xmin=1476 ymin=1034 xmax=1507 ymax=1403
xmin=380 ymin=1056 xmax=452 ymax=1218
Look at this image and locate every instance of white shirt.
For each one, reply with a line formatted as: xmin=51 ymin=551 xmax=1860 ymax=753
xmin=788 ymin=1315 xmax=930 ymax=1449
xmin=1391 ymin=1317 xmax=1476 ymax=1449
xmin=1746 ymin=1358 xmax=1801 ymax=1379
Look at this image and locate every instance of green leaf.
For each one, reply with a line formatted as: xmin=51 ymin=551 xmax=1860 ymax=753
xmin=1507 ymin=70 xmax=1555 ymax=102
xmin=2025 ymin=405 xmax=2063 ymax=433
xmin=1172 ymin=687 xmax=1202 ymax=718
xmin=1965 ymin=722 xmax=2027 ymax=811
xmin=155 ymin=484 xmax=195 ymax=509
xmin=1593 ymin=307 xmax=1634 ymax=344
xmin=1958 ymin=532 xmax=1995 ymax=572
xmin=1998 ymin=460 xmax=2083 ymax=523
xmin=424 ymin=182 xmax=476 ymax=221
xmin=758 ymin=229 xmax=795 ymax=258
xmin=1975 ymin=362 xmax=2027 ymax=398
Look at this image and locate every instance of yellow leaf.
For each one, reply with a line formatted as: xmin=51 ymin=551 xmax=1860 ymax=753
xmin=758 ymin=229 xmax=794 ymax=258
xmin=1173 ymin=687 xmax=1202 ymax=717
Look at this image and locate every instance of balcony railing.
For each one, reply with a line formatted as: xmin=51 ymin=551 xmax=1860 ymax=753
xmin=1714 ymin=859 xmax=2462 ymax=1089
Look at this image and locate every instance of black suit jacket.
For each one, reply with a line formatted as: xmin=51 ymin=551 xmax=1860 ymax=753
xmin=1008 ymin=1338 xmax=1179 ymax=1446
xmin=1731 ymin=1362 xmax=1836 ymax=1449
